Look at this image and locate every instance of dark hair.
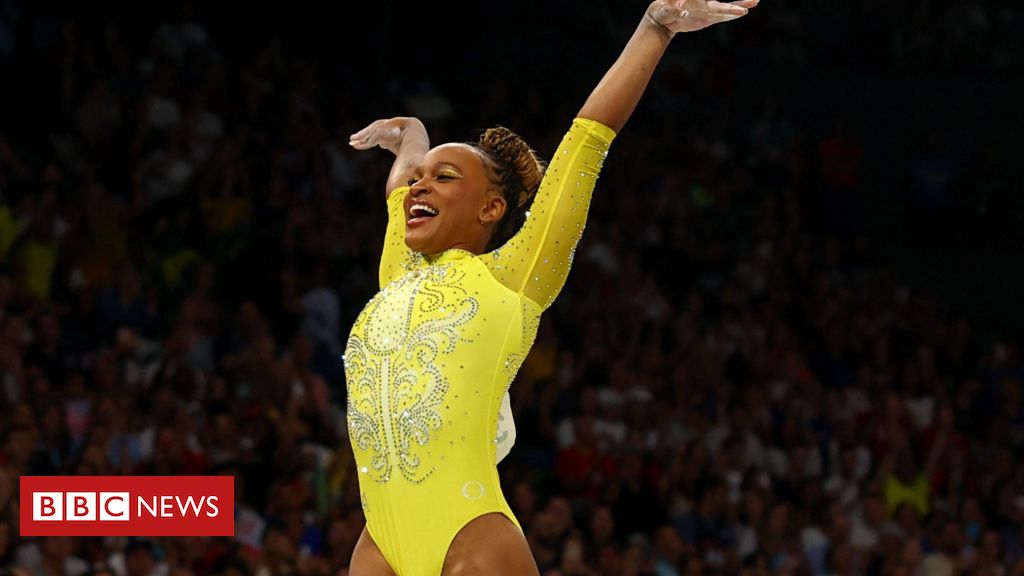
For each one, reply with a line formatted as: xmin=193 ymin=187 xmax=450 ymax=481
xmin=470 ymin=126 xmax=546 ymax=252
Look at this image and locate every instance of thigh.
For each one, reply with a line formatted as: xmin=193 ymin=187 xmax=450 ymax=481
xmin=350 ymin=526 xmax=396 ymax=576
xmin=442 ymin=513 xmax=539 ymax=576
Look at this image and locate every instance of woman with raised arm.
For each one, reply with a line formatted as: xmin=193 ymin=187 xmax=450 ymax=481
xmin=344 ymin=1 xmax=758 ymax=574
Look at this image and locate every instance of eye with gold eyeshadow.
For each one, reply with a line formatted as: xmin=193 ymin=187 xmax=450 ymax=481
xmin=436 ymin=169 xmax=462 ymax=180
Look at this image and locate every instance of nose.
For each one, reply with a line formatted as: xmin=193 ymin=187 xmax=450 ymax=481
xmin=409 ymin=181 xmax=430 ymax=197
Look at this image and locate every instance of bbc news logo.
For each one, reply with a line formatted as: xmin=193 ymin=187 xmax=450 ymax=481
xmin=33 ymin=492 xmax=132 ymax=521
xmin=21 ymin=476 xmax=234 ymax=536
xmin=32 ymin=492 xmax=220 ymax=521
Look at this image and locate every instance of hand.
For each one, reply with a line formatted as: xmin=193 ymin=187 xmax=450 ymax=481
xmin=352 ymin=117 xmax=429 ymax=197
xmin=349 ymin=117 xmax=418 ymax=155
xmin=648 ymin=0 xmax=759 ymax=35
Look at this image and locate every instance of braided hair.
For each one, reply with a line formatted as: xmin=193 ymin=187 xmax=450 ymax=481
xmin=470 ymin=126 xmax=547 ymax=252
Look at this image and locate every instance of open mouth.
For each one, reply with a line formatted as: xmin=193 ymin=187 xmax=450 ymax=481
xmin=407 ymin=203 xmax=439 ymax=225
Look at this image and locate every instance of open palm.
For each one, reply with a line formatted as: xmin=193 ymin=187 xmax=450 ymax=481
xmin=650 ymin=0 xmax=759 ymax=33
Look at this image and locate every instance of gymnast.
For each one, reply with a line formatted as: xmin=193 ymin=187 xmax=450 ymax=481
xmin=344 ymin=1 xmax=758 ymax=573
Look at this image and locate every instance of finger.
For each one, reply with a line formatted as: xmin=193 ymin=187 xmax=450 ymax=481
xmin=349 ymin=119 xmax=387 ymax=142
xmin=711 ymin=12 xmax=744 ymax=21
xmin=349 ymin=131 xmax=371 ymax=145
xmin=706 ymin=0 xmax=749 ymax=15
xmin=349 ymin=125 xmax=377 ymax=142
xmin=729 ymin=0 xmax=759 ymax=8
xmin=351 ymin=132 xmax=380 ymax=148
xmin=349 ymin=128 xmax=380 ymax=146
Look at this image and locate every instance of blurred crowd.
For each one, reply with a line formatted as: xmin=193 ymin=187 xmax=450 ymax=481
xmin=0 ymin=0 xmax=1021 ymax=575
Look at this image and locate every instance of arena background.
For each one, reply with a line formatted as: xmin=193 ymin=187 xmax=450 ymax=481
xmin=0 ymin=0 xmax=1021 ymax=574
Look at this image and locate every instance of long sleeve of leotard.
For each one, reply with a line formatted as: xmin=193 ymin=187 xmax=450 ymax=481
xmin=484 ymin=118 xmax=616 ymax=310
xmin=379 ymin=186 xmax=413 ymax=288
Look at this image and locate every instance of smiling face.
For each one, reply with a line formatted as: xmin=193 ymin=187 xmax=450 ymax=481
xmin=404 ymin=143 xmax=508 ymax=256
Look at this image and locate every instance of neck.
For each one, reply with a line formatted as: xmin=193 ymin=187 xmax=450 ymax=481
xmin=427 ymin=242 xmax=482 ymax=259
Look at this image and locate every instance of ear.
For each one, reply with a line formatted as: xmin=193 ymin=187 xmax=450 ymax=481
xmin=479 ymin=191 xmax=508 ymax=225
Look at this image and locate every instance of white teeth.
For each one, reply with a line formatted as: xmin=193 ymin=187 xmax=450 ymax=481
xmin=410 ymin=203 xmax=438 ymax=216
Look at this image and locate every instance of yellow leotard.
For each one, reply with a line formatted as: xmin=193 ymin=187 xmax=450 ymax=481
xmin=344 ymin=118 xmax=615 ymax=575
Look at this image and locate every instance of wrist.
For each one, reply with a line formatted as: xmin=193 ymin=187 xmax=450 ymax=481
xmin=400 ymin=117 xmax=427 ymax=139
xmin=398 ymin=119 xmax=429 ymax=154
xmin=644 ymin=3 xmax=676 ymax=40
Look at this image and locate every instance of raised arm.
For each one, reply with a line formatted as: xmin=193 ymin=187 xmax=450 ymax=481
xmin=349 ymin=117 xmax=430 ymax=287
xmin=350 ymin=116 xmax=430 ymax=200
xmin=579 ymin=0 xmax=757 ymax=132
xmin=486 ymin=0 xmax=757 ymax=308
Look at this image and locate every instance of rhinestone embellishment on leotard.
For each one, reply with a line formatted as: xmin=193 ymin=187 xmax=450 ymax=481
xmin=345 ymin=260 xmax=478 ymax=484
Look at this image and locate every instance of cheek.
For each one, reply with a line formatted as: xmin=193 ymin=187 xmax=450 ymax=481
xmin=440 ymin=189 xmax=479 ymax=227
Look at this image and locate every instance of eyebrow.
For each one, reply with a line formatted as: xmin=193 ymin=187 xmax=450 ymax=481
xmin=414 ymin=162 xmax=463 ymax=175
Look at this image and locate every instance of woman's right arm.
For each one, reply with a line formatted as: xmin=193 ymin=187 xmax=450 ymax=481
xmin=350 ymin=117 xmax=430 ymax=286
xmin=350 ymin=116 xmax=430 ymax=200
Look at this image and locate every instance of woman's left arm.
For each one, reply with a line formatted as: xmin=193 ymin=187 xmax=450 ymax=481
xmin=486 ymin=0 xmax=757 ymax=309
xmin=579 ymin=0 xmax=758 ymax=132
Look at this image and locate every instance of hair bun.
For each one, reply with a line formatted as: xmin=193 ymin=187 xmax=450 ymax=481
xmin=479 ymin=126 xmax=546 ymax=207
